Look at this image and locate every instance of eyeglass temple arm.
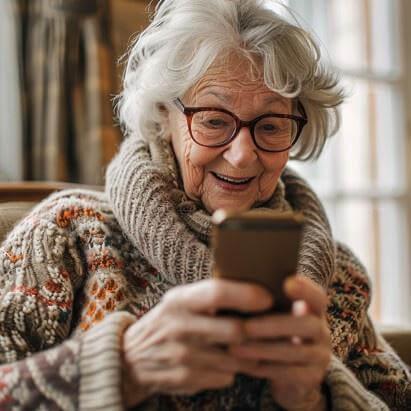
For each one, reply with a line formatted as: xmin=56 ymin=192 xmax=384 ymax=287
xmin=173 ymin=98 xmax=185 ymax=113
xmin=297 ymin=100 xmax=307 ymax=121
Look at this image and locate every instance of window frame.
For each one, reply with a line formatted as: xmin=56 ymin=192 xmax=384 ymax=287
xmin=286 ymin=0 xmax=411 ymax=324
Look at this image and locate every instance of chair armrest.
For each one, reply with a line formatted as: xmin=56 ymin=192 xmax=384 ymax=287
xmin=0 ymin=202 xmax=37 ymax=244
xmin=378 ymin=323 xmax=411 ymax=367
xmin=0 ymin=181 xmax=103 ymax=203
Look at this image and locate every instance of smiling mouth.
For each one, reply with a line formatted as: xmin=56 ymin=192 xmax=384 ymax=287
xmin=211 ymin=172 xmax=255 ymax=185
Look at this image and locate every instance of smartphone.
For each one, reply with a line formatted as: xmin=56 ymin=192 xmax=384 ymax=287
xmin=211 ymin=209 xmax=304 ymax=315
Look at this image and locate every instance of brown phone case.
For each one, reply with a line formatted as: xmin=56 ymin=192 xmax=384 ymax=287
xmin=211 ymin=209 xmax=304 ymax=314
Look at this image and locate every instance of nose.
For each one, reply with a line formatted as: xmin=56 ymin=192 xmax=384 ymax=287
xmin=222 ymin=126 xmax=258 ymax=169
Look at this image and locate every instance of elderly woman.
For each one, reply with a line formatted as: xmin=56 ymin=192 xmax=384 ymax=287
xmin=0 ymin=0 xmax=410 ymax=410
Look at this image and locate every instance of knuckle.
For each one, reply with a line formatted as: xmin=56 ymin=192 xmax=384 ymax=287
xmin=162 ymin=286 xmax=180 ymax=306
xmin=173 ymin=367 xmax=191 ymax=386
xmin=207 ymin=282 xmax=225 ymax=307
xmin=174 ymin=344 xmax=191 ymax=363
xmin=226 ymin=320 xmax=245 ymax=342
xmin=168 ymin=321 xmax=186 ymax=340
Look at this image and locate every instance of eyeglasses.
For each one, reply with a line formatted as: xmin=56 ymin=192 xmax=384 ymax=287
xmin=173 ymin=98 xmax=307 ymax=152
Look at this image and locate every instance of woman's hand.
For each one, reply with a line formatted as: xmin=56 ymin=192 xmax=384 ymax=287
xmin=229 ymin=276 xmax=331 ymax=411
xmin=121 ymin=279 xmax=273 ymax=407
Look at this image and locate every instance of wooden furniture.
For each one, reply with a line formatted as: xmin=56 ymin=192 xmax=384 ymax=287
xmin=0 ymin=181 xmax=102 ymax=203
xmin=0 ymin=181 xmax=103 ymax=244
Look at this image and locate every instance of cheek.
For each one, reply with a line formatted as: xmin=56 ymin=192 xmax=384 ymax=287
xmin=176 ymin=137 xmax=223 ymax=199
xmin=258 ymin=152 xmax=289 ymax=199
xmin=188 ymin=143 xmax=220 ymax=167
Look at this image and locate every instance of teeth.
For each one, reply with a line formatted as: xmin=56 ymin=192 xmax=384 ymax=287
xmin=214 ymin=173 xmax=252 ymax=184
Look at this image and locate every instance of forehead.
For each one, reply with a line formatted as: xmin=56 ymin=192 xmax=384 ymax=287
xmin=187 ymin=53 xmax=289 ymax=108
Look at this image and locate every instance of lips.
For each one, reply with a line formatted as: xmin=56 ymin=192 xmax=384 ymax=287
xmin=211 ymin=172 xmax=255 ymax=185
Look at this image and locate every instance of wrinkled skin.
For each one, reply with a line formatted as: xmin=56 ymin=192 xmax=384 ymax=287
xmin=123 ymin=278 xmax=330 ymax=410
xmin=168 ymin=54 xmax=290 ymax=213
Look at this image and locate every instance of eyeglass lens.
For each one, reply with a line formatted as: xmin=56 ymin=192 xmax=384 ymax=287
xmin=191 ymin=111 xmax=297 ymax=151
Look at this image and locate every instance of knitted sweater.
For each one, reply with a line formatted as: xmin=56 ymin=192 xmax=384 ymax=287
xmin=0 ymin=141 xmax=409 ymax=409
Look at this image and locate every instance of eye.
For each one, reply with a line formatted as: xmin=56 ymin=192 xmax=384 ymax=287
xmin=261 ymin=124 xmax=277 ymax=132
xmin=207 ymin=118 xmax=227 ymax=127
xmin=256 ymin=117 xmax=290 ymax=136
xmin=257 ymin=123 xmax=279 ymax=134
xmin=202 ymin=118 xmax=229 ymax=128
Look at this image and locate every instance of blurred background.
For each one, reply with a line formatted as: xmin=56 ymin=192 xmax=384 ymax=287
xmin=0 ymin=0 xmax=410 ymax=326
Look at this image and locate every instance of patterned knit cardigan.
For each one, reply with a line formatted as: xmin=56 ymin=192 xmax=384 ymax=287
xmin=0 ymin=189 xmax=410 ymax=410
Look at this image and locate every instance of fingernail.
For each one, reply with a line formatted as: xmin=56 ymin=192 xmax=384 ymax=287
xmin=293 ymin=300 xmax=306 ymax=316
xmin=285 ymin=277 xmax=299 ymax=293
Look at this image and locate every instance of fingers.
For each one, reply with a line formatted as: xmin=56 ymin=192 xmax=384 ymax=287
xmin=124 ymin=340 xmax=251 ymax=396
xmin=245 ymin=363 xmax=325 ymax=390
xmin=163 ymin=279 xmax=273 ymax=314
xmin=159 ymin=313 xmax=247 ymax=344
xmin=123 ymin=277 xmax=331 ymax=401
xmin=229 ymin=341 xmax=330 ymax=367
xmin=284 ymin=276 xmax=328 ymax=317
xmin=148 ymin=341 xmax=257 ymax=373
xmin=149 ymin=367 xmax=236 ymax=395
xmin=243 ymin=313 xmax=328 ymax=342
xmin=125 ymin=312 xmax=248 ymax=357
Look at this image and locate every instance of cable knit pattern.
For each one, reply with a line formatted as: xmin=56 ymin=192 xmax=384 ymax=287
xmin=0 ymin=137 xmax=408 ymax=409
xmin=281 ymin=168 xmax=335 ymax=288
xmin=105 ymin=137 xmax=212 ymax=285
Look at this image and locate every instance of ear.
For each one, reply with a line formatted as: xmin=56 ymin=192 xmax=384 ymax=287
xmin=158 ymin=103 xmax=167 ymax=113
xmin=157 ymin=103 xmax=172 ymax=141
xmin=157 ymin=103 xmax=169 ymax=120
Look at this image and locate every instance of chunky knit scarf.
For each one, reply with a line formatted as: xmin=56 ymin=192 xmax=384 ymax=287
xmin=107 ymin=136 xmax=335 ymax=290
xmin=106 ymin=136 xmax=404 ymax=410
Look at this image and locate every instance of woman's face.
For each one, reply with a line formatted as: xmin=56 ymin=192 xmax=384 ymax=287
xmin=168 ymin=57 xmax=292 ymax=214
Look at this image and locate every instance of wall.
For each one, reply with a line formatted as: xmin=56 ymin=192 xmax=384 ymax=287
xmin=111 ymin=0 xmax=153 ymax=90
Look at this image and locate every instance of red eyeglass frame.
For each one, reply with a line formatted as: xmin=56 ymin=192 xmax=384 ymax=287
xmin=173 ymin=97 xmax=308 ymax=152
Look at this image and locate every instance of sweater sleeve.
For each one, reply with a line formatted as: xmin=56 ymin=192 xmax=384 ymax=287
xmin=0 ymin=311 xmax=134 ymax=410
xmin=0 ymin=190 xmax=136 ymax=410
xmin=324 ymin=242 xmax=411 ymax=410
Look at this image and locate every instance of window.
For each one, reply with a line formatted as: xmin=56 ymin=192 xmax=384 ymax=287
xmin=268 ymin=0 xmax=411 ymax=324
xmin=0 ymin=0 xmax=23 ymax=180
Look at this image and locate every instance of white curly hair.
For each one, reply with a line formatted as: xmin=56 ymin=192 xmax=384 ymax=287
xmin=116 ymin=0 xmax=345 ymax=160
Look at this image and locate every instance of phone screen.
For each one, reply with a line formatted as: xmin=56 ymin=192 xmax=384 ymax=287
xmin=212 ymin=210 xmax=304 ymax=314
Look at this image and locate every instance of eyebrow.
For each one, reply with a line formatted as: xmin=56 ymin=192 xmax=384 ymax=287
xmin=205 ymin=90 xmax=288 ymax=108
